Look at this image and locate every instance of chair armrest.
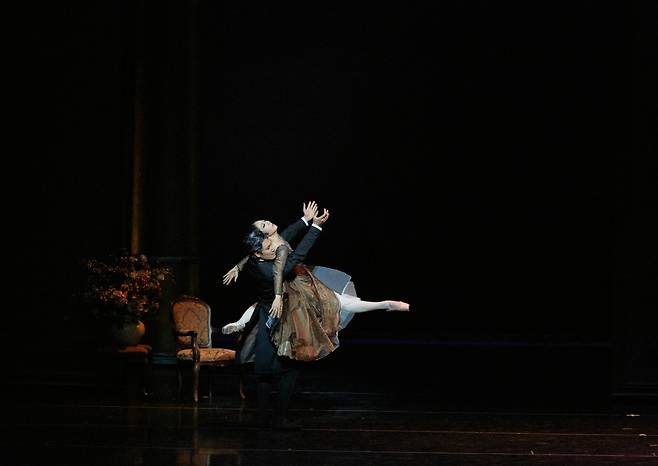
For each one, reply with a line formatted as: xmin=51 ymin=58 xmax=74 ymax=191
xmin=174 ymin=330 xmax=199 ymax=363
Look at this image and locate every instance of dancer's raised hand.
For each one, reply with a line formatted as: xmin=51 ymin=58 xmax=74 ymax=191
xmin=302 ymin=201 xmax=318 ymax=222
xmin=313 ymin=208 xmax=330 ymax=226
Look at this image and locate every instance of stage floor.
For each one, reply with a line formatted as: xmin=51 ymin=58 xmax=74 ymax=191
xmin=2 ymin=342 xmax=657 ymax=465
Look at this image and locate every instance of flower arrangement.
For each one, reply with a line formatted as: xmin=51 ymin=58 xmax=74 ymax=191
xmin=83 ymin=253 xmax=173 ymax=325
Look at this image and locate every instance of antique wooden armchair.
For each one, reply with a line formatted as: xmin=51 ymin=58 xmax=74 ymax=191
xmin=170 ymin=295 xmax=237 ymax=402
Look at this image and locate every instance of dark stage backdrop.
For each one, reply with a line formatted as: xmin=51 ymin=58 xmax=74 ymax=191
xmin=196 ymin=2 xmax=655 ymax=344
xmin=9 ymin=2 xmax=655 ymax=370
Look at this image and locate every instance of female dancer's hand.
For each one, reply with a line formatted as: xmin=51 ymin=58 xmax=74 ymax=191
xmin=270 ymin=294 xmax=283 ymax=319
xmin=302 ymin=201 xmax=318 ymax=222
xmin=222 ymin=266 xmax=239 ymax=285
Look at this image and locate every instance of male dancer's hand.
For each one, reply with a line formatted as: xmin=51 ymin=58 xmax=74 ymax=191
xmin=302 ymin=201 xmax=318 ymax=222
xmin=313 ymin=208 xmax=330 ymax=226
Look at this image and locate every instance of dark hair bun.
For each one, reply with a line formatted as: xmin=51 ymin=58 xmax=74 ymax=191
xmin=244 ymin=224 xmax=267 ymax=254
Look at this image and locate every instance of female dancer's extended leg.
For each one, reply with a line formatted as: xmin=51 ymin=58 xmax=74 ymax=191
xmin=222 ymin=293 xmax=409 ymax=335
xmin=335 ymin=293 xmax=409 ymax=313
xmin=222 ymin=303 xmax=256 ymax=334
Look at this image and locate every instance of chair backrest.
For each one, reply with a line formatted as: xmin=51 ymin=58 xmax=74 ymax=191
xmin=171 ymin=295 xmax=212 ymax=348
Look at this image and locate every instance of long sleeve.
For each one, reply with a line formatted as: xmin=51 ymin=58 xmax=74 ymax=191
xmin=272 ymin=244 xmax=290 ymax=296
xmin=235 ymin=255 xmax=250 ymax=271
xmin=282 ymin=225 xmax=321 ymax=276
xmin=280 ymin=218 xmax=308 ymax=244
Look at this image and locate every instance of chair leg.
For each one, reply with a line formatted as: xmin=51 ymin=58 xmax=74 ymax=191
xmin=141 ymin=352 xmax=152 ymax=398
xmin=208 ymin=367 xmax=213 ymax=403
xmin=193 ymin=362 xmax=200 ymax=403
xmin=239 ymin=368 xmax=246 ymax=400
xmin=177 ymin=364 xmax=183 ymax=401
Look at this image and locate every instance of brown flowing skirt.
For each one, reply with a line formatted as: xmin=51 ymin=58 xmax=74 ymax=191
xmin=270 ymin=265 xmax=341 ymax=361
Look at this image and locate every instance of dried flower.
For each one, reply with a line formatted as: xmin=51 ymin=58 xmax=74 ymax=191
xmin=82 ymin=253 xmax=173 ymax=325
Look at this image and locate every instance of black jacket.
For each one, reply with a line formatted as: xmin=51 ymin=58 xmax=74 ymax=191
xmin=235 ymin=219 xmax=322 ymax=373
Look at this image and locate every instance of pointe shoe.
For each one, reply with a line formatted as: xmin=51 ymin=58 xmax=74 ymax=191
xmin=386 ymin=301 xmax=410 ymax=312
xmin=222 ymin=322 xmax=245 ymax=334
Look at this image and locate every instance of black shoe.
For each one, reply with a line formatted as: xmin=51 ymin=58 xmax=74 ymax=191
xmin=271 ymin=417 xmax=302 ymax=431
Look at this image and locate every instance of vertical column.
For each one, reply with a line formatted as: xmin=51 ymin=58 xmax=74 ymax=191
xmin=130 ymin=0 xmax=146 ymax=256
xmin=129 ymin=0 xmax=203 ymax=357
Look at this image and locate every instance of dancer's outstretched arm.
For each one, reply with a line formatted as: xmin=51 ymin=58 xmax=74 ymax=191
xmin=280 ymin=201 xmax=318 ymax=244
xmin=268 ymin=243 xmax=290 ymax=319
xmin=222 ymin=255 xmax=249 ymax=285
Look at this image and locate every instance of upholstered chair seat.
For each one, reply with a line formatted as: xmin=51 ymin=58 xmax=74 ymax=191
xmin=176 ymin=347 xmax=235 ymax=362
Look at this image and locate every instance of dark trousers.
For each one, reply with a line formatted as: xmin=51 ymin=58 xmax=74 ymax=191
xmin=256 ymin=368 xmax=299 ymax=422
xmin=252 ymin=303 xmax=302 ymax=422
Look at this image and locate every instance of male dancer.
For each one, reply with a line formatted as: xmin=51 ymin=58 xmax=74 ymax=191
xmin=224 ymin=202 xmax=328 ymax=430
